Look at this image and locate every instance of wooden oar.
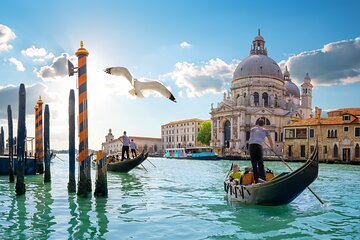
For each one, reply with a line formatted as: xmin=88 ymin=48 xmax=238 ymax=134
xmin=147 ymin=159 xmax=156 ymax=168
xmin=140 ymin=163 xmax=148 ymax=172
xmin=225 ymin=162 xmax=233 ymax=179
xmin=55 ymin=155 xmax=65 ymax=162
xmin=265 ymin=142 xmax=324 ymax=205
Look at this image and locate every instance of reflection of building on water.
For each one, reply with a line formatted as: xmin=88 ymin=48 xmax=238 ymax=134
xmin=102 ymin=129 xmax=161 ymax=156
xmin=284 ymin=107 xmax=360 ymax=163
xmin=210 ymin=30 xmax=313 ymax=155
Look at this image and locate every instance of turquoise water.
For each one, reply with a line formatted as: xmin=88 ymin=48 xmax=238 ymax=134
xmin=0 ymin=155 xmax=359 ymax=240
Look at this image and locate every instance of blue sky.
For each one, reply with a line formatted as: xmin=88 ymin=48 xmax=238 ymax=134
xmin=1 ymin=0 xmax=360 ymax=149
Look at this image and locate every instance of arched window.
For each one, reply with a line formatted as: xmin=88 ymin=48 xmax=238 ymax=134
xmin=335 ymin=130 xmax=337 ymax=138
xmin=256 ymin=117 xmax=271 ymax=126
xmin=275 ymin=132 xmax=278 ymax=142
xmin=262 ymin=92 xmax=269 ymax=107
xmin=254 ymin=92 xmax=259 ymax=106
xmin=355 ymin=144 xmax=360 ymax=158
xmin=331 ymin=130 xmax=334 ymax=138
xmin=224 ymin=120 xmax=231 ymax=148
xmin=333 ymin=144 xmax=338 ymax=158
xmin=328 ymin=130 xmax=330 ymax=138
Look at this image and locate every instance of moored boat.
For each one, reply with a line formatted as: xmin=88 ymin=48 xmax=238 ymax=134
xmin=107 ymin=151 xmax=148 ymax=173
xmin=224 ymin=144 xmax=319 ymax=205
xmin=164 ymin=146 xmax=220 ymax=160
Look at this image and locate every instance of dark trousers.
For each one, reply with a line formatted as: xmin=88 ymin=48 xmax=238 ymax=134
xmin=122 ymin=146 xmax=130 ymax=160
xmin=249 ymin=143 xmax=266 ymax=183
xmin=131 ymin=149 xmax=137 ymax=158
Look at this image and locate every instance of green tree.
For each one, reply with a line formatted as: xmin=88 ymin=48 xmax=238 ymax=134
xmin=197 ymin=121 xmax=211 ymax=146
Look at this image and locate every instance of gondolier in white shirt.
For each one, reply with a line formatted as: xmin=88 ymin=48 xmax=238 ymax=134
xmin=248 ymin=119 xmax=274 ymax=183
xmin=119 ymin=131 xmax=130 ymax=161
xmin=130 ymin=139 xmax=137 ymax=158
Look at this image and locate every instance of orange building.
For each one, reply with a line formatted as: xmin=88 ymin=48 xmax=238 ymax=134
xmin=284 ymin=107 xmax=360 ymax=163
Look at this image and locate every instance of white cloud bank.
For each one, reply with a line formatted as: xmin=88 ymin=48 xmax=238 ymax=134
xmin=8 ymin=57 xmax=25 ymax=71
xmin=0 ymin=24 xmax=16 ymax=51
xmin=21 ymin=45 xmax=54 ymax=62
xmin=36 ymin=53 xmax=75 ymax=81
xmin=180 ymin=41 xmax=192 ymax=49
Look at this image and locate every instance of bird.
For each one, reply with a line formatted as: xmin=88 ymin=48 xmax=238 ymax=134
xmin=104 ymin=66 xmax=176 ymax=103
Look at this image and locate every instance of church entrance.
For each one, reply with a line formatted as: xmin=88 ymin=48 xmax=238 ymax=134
xmin=224 ymin=120 xmax=231 ymax=148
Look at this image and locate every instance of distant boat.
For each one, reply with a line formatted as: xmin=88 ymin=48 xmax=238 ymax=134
xmin=107 ymin=151 xmax=148 ymax=173
xmin=164 ymin=147 xmax=219 ymax=160
xmin=224 ymin=144 xmax=319 ymax=206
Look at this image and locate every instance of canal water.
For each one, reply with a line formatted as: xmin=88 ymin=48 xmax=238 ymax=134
xmin=0 ymin=155 xmax=359 ymax=239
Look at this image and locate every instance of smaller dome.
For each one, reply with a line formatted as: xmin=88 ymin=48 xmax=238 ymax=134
xmin=285 ymin=81 xmax=300 ymax=98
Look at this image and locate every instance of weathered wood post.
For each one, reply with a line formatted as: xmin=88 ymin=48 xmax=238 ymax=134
xmin=16 ymin=84 xmax=26 ymax=195
xmin=35 ymin=96 xmax=44 ymax=174
xmin=68 ymin=90 xmax=76 ymax=192
xmin=76 ymin=41 xmax=91 ymax=196
xmin=0 ymin=126 xmax=4 ymax=155
xmin=94 ymin=150 xmax=108 ymax=197
xmin=7 ymin=105 xmax=14 ymax=183
xmin=44 ymin=104 xmax=51 ymax=182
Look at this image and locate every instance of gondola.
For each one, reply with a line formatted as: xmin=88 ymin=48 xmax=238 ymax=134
xmin=224 ymin=144 xmax=319 ymax=206
xmin=107 ymin=151 xmax=148 ymax=173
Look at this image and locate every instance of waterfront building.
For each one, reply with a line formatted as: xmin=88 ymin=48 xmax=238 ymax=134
xmin=284 ymin=107 xmax=360 ymax=163
xmin=102 ymin=129 xmax=161 ymax=155
xmin=210 ymin=30 xmax=313 ymax=154
xmin=161 ymin=118 xmax=206 ymax=149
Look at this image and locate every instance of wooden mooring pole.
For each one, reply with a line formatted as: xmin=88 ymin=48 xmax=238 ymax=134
xmin=35 ymin=97 xmax=44 ymax=174
xmin=16 ymin=84 xmax=26 ymax=195
xmin=0 ymin=126 xmax=4 ymax=155
xmin=44 ymin=104 xmax=51 ymax=183
xmin=68 ymin=90 xmax=76 ymax=192
xmin=94 ymin=150 xmax=108 ymax=197
xmin=7 ymin=105 xmax=14 ymax=183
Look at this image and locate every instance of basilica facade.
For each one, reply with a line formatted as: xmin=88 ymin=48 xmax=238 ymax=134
xmin=210 ymin=31 xmax=313 ymax=154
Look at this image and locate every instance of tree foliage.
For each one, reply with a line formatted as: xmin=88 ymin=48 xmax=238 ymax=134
xmin=197 ymin=121 xmax=211 ymax=146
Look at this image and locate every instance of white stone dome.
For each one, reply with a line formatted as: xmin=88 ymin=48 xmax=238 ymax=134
xmin=233 ymin=54 xmax=284 ymax=81
xmin=285 ymin=80 xmax=300 ymax=98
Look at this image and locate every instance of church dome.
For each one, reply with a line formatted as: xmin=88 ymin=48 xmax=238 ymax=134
xmin=233 ymin=54 xmax=284 ymax=80
xmin=285 ymin=80 xmax=300 ymax=98
xmin=233 ymin=30 xmax=283 ymax=81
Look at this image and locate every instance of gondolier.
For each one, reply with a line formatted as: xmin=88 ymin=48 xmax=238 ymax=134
xmin=120 ymin=131 xmax=130 ymax=161
xmin=248 ymin=119 xmax=273 ymax=183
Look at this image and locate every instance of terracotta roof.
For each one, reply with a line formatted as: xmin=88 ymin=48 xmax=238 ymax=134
xmin=286 ymin=116 xmax=360 ymax=127
xmin=327 ymin=108 xmax=360 ymax=116
xmin=162 ymin=118 xmax=207 ymax=126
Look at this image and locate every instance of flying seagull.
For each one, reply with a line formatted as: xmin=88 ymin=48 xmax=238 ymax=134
xmin=104 ymin=66 xmax=176 ymax=103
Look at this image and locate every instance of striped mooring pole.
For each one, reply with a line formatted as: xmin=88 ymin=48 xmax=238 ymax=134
xmin=35 ymin=96 xmax=44 ymax=174
xmin=7 ymin=105 xmax=14 ymax=183
xmin=44 ymin=104 xmax=51 ymax=182
xmin=76 ymin=41 xmax=91 ymax=196
xmin=0 ymin=126 xmax=4 ymax=155
xmin=94 ymin=150 xmax=108 ymax=197
xmin=16 ymin=84 xmax=26 ymax=195
xmin=68 ymin=89 xmax=76 ymax=192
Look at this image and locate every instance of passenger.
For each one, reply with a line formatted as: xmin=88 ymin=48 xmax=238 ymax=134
xmin=240 ymin=167 xmax=254 ymax=185
xmin=248 ymin=119 xmax=274 ymax=183
xmin=229 ymin=164 xmax=243 ymax=184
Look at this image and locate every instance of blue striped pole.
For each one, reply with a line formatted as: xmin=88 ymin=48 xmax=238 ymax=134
xmin=7 ymin=105 xmax=14 ymax=183
xmin=15 ymin=84 xmax=26 ymax=195
xmin=44 ymin=104 xmax=51 ymax=182
xmin=68 ymin=90 xmax=76 ymax=192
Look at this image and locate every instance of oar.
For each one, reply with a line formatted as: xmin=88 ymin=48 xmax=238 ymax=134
xmin=147 ymin=159 xmax=156 ymax=168
xmin=140 ymin=163 xmax=148 ymax=172
xmin=55 ymin=155 xmax=65 ymax=162
xmin=264 ymin=142 xmax=324 ymax=205
xmin=225 ymin=162 xmax=233 ymax=179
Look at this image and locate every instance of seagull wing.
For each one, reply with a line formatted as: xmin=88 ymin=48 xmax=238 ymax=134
xmin=136 ymin=80 xmax=176 ymax=102
xmin=104 ymin=67 xmax=134 ymax=86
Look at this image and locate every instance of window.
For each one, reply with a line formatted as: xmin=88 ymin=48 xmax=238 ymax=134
xmin=285 ymin=129 xmax=295 ymax=139
xmin=262 ymin=92 xmax=269 ymax=107
xmin=254 ymin=92 xmax=259 ymax=106
xmin=296 ymin=128 xmax=307 ymax=139
xmin=333 ymin=144 xmax=338 ymax=158
xmin=355 ymin=144 xmax=360 ymax=158
xmin=342 ymin=115 xmax=350 ymax=121
xmin=246 ymin=131 xmax=250 ymax=141
xmin=309 ymin=129 xmax=314 ymax=138
xmin=323 ymin=146 xmax=328 ymax=154
xmin=256 ymin=117 xmax=271 ymax=125
xmin=300 ymin=145 xmax=306 ymax=158
xmin=344 ymin=126 xmax=349 ymax=132
xmin=288 ymin=145 xmax=293 ymax=157
xmin=275 ymin=132 xmax=278 ymax=142
xmin=355 ymin=127 xmax=360 ymax=137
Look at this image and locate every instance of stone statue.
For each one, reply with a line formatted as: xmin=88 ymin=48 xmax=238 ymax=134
xmin=250 ymin=94 xmax=254 ymax=107
xmin=269 ymin=94 xmax=274 ymax=108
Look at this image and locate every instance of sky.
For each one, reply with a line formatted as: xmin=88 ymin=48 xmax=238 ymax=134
xmin=0 ymin=0 xmax=360 ymax=150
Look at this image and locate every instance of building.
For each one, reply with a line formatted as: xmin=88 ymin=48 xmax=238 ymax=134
xmin=161 ymin=118 xmax=206 ymax=149
xmin=210 ymin=30 xmax=313 ymax=154
xmin=102 ymin=129 xmax=162 ymax=155
xmin=284 ymin=107 xmax=360 ymax=163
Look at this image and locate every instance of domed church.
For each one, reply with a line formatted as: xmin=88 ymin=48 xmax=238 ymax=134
xmin=210 ymin=30 xmax=313 ymax=153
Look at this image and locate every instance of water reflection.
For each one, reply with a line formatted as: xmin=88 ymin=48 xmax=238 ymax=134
xmin=112 ymin=172 xmax=144 ymax=196
xmin=95 ymin=198 xmax=109 ymax=239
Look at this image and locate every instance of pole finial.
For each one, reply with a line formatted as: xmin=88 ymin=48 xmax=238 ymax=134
xmin=80 ymin=40 xmax=84 ymax=48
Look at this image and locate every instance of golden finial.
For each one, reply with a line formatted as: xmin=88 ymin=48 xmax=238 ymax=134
xmin=75 ymin=40 xmax=89 ymax=56
xmin=37 ymin=95 xmax=44 ymax=105
xmin=34 ymin=103 xmax=39 ymax=110
xmin=39 ymin=95 xmax=42 ymax=100
xmin=80 ymin=40 xmax=84 ymax=48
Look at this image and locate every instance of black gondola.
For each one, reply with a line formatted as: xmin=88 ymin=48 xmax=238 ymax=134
xmin=224 ymin=144 xmax=319 ymax=206
xmin=107 ymin=151 xmax=148 ymax=173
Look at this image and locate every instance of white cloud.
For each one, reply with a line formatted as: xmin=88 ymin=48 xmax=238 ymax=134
xmin=167 ymin=58 xmax=239 ymax=97
xmin=8 ymin=57 xmax=25 ymax=71
xmin=282 ymin=37 xmax=360 ymax=86
xmin=180 ymin=41 xmax=192 ymax=48
xmin=21 ymin=46 xmax=54 ymax=62
xmin=0 ymin=24 xmax=16 ymax=51
xmin=36 ymin=53 xmax=75 ymax=81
